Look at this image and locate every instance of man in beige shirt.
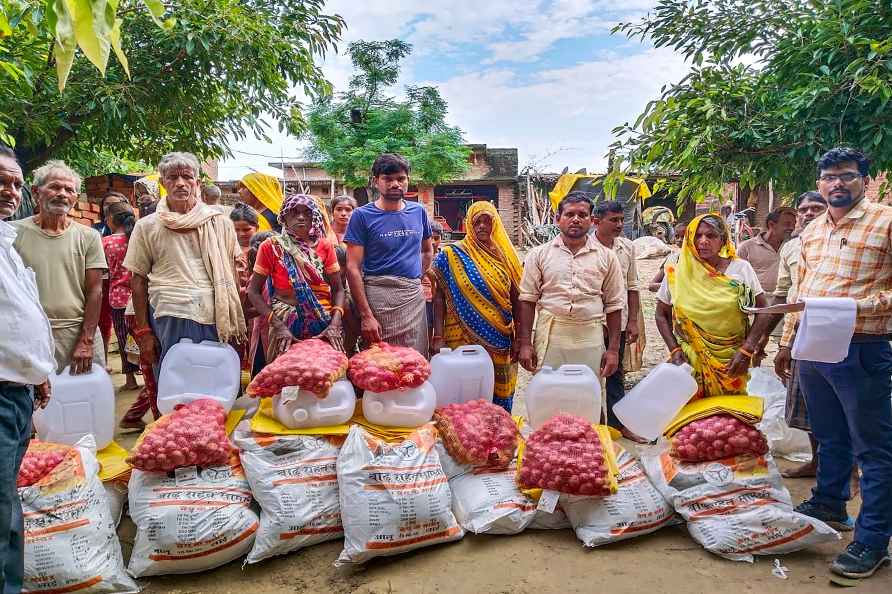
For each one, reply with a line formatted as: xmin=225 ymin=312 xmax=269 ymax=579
xmin=516 ymin=192 xmax=625 ymax=382
xmin=123 ymin=152 xmax=245 ymax=429
xmin=592 ymin=200 xmax=642 ymax=437
xmin=13 ymin=161 xmax=107 ymax=374
xmin=736 ymin=207 xmax=796 ymax=295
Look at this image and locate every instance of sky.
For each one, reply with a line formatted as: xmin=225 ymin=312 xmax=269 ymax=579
xmin=217 ymin=0 xmax=692 ymax=181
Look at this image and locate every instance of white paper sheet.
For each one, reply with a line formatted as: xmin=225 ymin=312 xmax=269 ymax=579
xmin=791 ymin=297 xmax=857 ymax=363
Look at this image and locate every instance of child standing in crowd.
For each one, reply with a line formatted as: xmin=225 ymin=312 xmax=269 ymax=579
xmin=330 ymin=195 xmax=357 ymax=246
xmin=246 ymin=231 xmax=275 ymax=376
xmin=102 ymin=202 xmax=139 ymax=390
xmin=230 ymin=204 xmax=260 ymax=375
xmin=423 ymin=221 xmax=444 ymax=347
xmin=231 ymin=203 xmax=260 ymax=258
xmin=97 ymin=193 xmax=129 ymax=368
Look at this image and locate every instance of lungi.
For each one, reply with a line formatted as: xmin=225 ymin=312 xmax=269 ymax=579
xmin=784 ymin=359 xmax=810 ymax=431
xmin=364 ymin=275 xmax=428 ymax=356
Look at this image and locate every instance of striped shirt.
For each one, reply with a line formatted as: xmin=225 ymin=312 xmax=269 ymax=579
xmin=781 ymin=198 xmax=892 ymax=346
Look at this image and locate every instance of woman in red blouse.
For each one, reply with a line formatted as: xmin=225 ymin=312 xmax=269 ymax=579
xmin=102 ymin=202 xmax=139 ymax=390
xmin=248 ymin=194 xmax=346 ymax=359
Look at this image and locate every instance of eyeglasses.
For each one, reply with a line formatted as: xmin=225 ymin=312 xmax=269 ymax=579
xmin=818 ymin=172 xmax=861 ymax=183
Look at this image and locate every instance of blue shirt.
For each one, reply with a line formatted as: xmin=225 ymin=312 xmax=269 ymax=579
xmin=344 ymin=201 xmax=431 ymax=279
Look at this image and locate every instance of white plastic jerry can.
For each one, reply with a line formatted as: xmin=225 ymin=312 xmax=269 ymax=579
xmin=362 ymin=382 xmax=437 ymax=428
xmin=525 ymin=365 xmax=602 ymax=430
xmin=428 ymin=345 xmax=495 ymax=407
xmin=271 ymin=380 xmax=357 ymax=429
xmin=33 ymin=365 xmax=115 ymax=449
xmin=614 ymin=362 xmax=698 ymax=441
xmin=156 ymin=339 xmax=241 ymax=414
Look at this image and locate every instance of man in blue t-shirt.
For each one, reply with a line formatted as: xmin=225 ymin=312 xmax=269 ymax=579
xmin=344 ymin=153 xmax=433 ymax=355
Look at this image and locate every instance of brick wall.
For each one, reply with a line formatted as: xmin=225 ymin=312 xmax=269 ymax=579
xmin=866 ymin=172 xmax=889 ymax=204
xmin=84 ymin=174 xmax=138 ymax=205
xmin=416 ymin=185 xmax=436 ymax=218
xmin=497 ymin=183 xmax=521 ymax=245
xmin=69 ymin=198 xmax=102 ymax=227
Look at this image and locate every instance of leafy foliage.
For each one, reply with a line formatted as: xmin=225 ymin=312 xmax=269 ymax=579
xmin=608 ymin=0 xmax=892 ymax=202
xmin=1 ymin=0 xmax=344 ymax=172
xmin=304 ymin=39 xmax=470 ymax=188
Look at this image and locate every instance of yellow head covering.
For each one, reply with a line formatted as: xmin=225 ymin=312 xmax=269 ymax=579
xmin=459 ymin=201 xmax=522 ymax=287
xmin=241 ymin=172 xmax=283 ymax=231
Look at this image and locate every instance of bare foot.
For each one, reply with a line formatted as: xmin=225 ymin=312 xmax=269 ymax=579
xmin=782 ymin=462 xmax=817 ymax=478
xmin=122 ymin=381 xmax=140 ymax=391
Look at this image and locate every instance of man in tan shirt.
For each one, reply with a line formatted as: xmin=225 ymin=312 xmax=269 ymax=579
xmin=736 ymin=207 xmax=796 ymax=295
xmin=123 ymin=152 xmax=245 ymax=430
xmin=592 ymin=200 xmax=642 ymax=437
xmin=13 ymin=161 xmax=107 ymax=374
xmin=516 ymin=192 xmax=625 ymax=382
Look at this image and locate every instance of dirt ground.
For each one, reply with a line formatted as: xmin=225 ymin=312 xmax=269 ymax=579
xmin=106 ymin=256 xmax=889 ymax=594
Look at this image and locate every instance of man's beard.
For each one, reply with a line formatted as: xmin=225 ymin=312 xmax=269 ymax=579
xmin=828 ymin=190 xmax=855 ymax=207
xmin=382 ymin=189 xmax=403 ymax=201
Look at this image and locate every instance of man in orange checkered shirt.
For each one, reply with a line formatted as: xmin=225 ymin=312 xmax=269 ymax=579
xmin=784 ymin=148 xmax=892 ymax=580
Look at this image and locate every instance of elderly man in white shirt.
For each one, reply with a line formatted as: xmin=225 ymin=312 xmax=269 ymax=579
xmin=0 ymin=145 xmax=55 ymax=594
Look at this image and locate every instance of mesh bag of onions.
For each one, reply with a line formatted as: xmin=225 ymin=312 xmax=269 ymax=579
xmin=434 ymin=400 xmax=518 ymax=468
xmin=517 ymin=414 xmax=618 ymax=496
xmin=248 ymin=338 xmax=348 ymax=397
xmin=347 ymin=342 xmax=430 ymax=392
xmin=670 ymin=413 xmax=769 ymax=462
xmin=126 ymin=399 xmax=230 ymax=472
xmin=17 ymin=441 xmax=73 ymax=488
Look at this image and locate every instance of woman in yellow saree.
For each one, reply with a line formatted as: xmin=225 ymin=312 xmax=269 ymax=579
xmin=655 ymin=214 xmax=774 ymax=398
xmin=432 ymin=201 xmax=523 ymax=412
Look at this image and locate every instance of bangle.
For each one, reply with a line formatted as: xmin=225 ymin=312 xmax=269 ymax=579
xmin=739 ymin=346 xmax=755 ymax=358
xmin=669 ymin=347 xmax=682 ymax=356
xmin=330 ymin=306 xmax=344 ymax=316
xmin=431 ymin=335 xmax=443 ymax=340
xmin=132 ymin=326 xmax=152 ymax=339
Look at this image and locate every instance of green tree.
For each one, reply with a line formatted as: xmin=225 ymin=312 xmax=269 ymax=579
xmin=609 ymin=0 xmax=892 ymax=202
xmin=304 ymin=39 xmax=470 ymax=188
xmin=1 ymin=0 xmax=344 ymax=172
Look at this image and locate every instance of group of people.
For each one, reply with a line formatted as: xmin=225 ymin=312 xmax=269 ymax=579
xmin=1 ymin=145 xmax=890 ymax=588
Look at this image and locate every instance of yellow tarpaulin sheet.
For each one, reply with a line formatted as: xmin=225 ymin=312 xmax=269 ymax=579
xmin=548 ymin=174 xmax=652 ymax=213
xmin=663 ymin=395 xmax=764 ymax=438
xmin=225 ymin=409 xmax=246 ymax=435
xmin=97 ymin=441 xmax=131 ymax=482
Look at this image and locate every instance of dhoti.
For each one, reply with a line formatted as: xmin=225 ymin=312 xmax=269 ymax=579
xmin=533 ymin=309 xmax=606 ymax=375
xmin=533 ymin=309 xmax=608 ymax=421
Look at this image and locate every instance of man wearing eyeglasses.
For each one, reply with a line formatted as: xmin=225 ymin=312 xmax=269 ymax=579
xmin=784 ymin=147 xmax=892 ymax=580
